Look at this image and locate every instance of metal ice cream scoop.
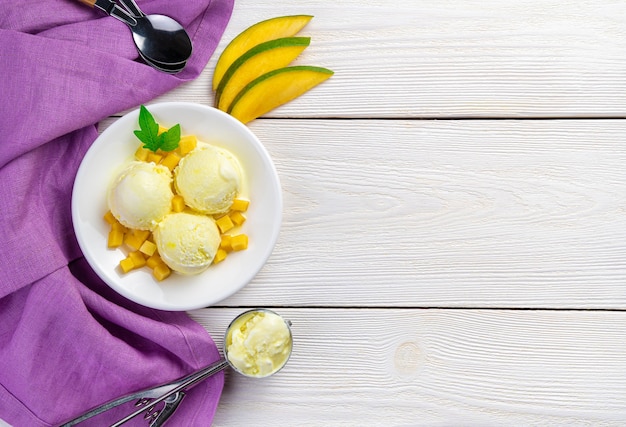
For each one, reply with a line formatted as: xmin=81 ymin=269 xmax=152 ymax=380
xmin=58 ymin=310 xmax=293 ymax=426
xmin=75 ymin=0 xmax=192 ymax=73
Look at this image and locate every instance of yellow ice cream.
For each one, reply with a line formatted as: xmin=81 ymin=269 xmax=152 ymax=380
xmin=174 ymin=145 xmax=241 ymax=215
xmin=153 ymin=212 xmax=221 ymax=275
xmin=107 ymin=161 xmax=173 ymax=230
xmin=226 ymin=310 xmax=293 ymax=377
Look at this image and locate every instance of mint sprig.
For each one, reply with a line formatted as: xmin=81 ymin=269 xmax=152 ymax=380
xmin=133 ymin=105 xmax=180 ymax=152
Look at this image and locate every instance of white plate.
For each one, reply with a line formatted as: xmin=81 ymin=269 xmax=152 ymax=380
xmin=72 ymin=102 xmax=282 ymax=311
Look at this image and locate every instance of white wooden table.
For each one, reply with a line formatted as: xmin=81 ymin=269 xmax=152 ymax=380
xmin=111 ymin=1 xmax=626 ymax=424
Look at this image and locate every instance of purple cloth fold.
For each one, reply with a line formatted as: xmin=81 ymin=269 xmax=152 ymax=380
xmin=0 ymin=0 xmax=234 ymax=425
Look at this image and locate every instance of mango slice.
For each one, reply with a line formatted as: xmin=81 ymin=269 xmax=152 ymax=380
xmin=228 ymin=66 xmax=334 ymax=124
xmin=212 ymin=15 xmax=313 ymax=91
xmin=215 ymin=37 xmax=310 ymax=112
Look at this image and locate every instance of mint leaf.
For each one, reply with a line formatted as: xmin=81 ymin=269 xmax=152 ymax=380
xmin=133 ymin=105 xmax=180 ymax=152
xmin=159 ymin=124 xmax=181 ymax=152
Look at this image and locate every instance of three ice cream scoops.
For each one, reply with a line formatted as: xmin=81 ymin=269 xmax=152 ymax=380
xmin=106 ymin=139 xmax=247 ymax=279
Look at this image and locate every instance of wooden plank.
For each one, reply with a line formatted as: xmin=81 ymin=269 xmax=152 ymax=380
xmin=189 ymin=308 xmax=626 ymax=426
xmin=96 ymin=118 xmax=626 ymax=309
xmin=150 ymin=0 xmax=626 ymax=118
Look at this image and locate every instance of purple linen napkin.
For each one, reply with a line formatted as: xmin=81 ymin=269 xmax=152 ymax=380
xmin=0 ymin=0 xmax=234 ymax=425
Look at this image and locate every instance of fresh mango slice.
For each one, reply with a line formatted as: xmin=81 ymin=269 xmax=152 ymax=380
xmin=212 ymin=15 xmax=313 ymax=91
xmin=228 ymin=66 xmax=333 ymax=124
xmin=215 ymin=37 xmax=311 ymax=112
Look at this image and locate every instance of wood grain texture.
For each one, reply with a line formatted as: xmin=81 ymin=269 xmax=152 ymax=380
xmin=97 ymin=118 xmax=626 ymax=309
xmin=83 ymin=2 xmax=626 ymax=426
xmin=87 ymin=2 xmax=626 ymax=424
xmin=148 ymin=0 xmax=626 ymax=118
xmin=189 ymin=308 xmax=626 ymax=426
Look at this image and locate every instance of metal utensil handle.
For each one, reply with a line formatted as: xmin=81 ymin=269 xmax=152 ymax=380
xmin=59 ymin=389 xmax=154 ymax=426
xmin=111 ymin=359 xmax=229 ymax=427
xmin=58 ymin=359 xmax=228 ymax=426
xmin=118 ymin=0 xmax=145 ymax=17
xmin=74 ymin=0 xmax=137 ymax=26
xmin=149 ymin=392 xmax=185 ymax=427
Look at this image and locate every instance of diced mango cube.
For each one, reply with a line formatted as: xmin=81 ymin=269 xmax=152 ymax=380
xmin=158 ymin=125 xmax=169 ymax=135
xmin=230 ymin=234 xmax=248 ymax=251
xmin=230 ymin=198 xmax=249 ymax=212
xmin=135 ymin=146 xmax=150 ymax=161
xmin=178 ymin=135 xmax=197 ymax=156
xmin=161 ymin=152 xmax=181 ymax=171
xmin=104 ymin=210 xmax=117 ymax=225
xmin=219 ymin=234 xmax=232 ymax=252
xmin=139 ymin=240 xmax=157 ymax=257
xmin=119 ymin=256 xmax=135 ymax=273
xmin=229 ymin=211 xmax=246 ymax=226
xmin=128 ymin=251 xmax=146 ymax=268
xmin=147 ymin=152 xmax=163 ymax=164
xmin=146 ymin=253 xmax=164 ymax=269
xmin=111 ymin=221 xmax=127 ymax=233
xmin=153 ymin=263 xmax=171 ymax=281
xmin=172 ymin=195 xmax=185 ymax=212
xmin=213 ymin=249 xmax=228 ymax=264
xmin=215 ymin=215 xmax=234 ymax=233
xmin=135 ymin=229 xmax=151 ymax=240
xmin=124 ymin=229 xmax=150 ymax=250
xmin=108 ymin=228 xmax=124 ymax=248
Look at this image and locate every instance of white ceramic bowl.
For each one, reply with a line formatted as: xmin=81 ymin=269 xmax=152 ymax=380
xmin=72 ymin=102 xmax=282 ymax=310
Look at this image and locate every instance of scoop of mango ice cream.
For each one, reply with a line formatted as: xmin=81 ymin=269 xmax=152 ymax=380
xmin=174 ymin=145 xmax=241 ymax=215
xmin=107 ymin=161 xmax=173 ymax=230
xmin=152 ymin=212 xmax=221 ymax=275
xmin=226 ymin=310 xmax=293 ymax=377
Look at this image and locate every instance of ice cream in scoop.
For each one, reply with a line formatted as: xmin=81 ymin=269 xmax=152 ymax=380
xmin=225 ymin=309 xmax=293 ymax=377
xmin=174 ymin=145 xmax=241 ymax=215
xmin=107 ymin=161 xmax=173 ymax=230
xmin=153 ymin=212 xmax=221 ymax=275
